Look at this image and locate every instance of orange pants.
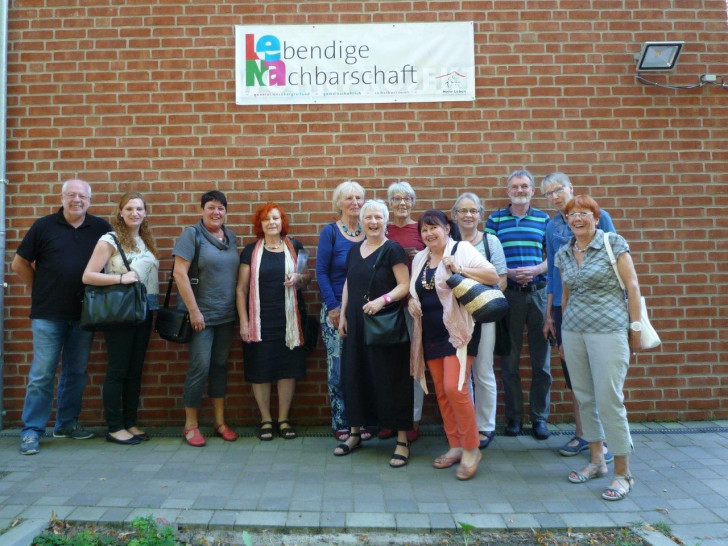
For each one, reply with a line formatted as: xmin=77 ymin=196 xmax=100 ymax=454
xmin=427 ymin=354 xmax=479 ymax=450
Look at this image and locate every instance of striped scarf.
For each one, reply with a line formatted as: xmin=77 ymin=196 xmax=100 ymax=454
xmin=247 ymin=237 xmax=304 ymax=349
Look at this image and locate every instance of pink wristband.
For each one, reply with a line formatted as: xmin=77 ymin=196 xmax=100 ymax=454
xmin=382 ymin=294 xmax=392 ymax=305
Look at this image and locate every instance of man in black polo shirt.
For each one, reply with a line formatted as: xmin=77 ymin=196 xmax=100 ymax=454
xmin=11 ymin=179 xmax=111 ymax=455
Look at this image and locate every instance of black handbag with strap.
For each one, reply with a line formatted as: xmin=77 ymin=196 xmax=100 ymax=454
xmin=80 ymin=234 xmax=148 ymax=331
xmin=361 ymin=241 xmax=410 ymax=346
xmin=155 ymin=227 xmax=201 ymax=343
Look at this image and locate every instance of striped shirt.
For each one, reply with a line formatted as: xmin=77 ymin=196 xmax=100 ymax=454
xmin=485 ymin=205 xmax=549 ymax=286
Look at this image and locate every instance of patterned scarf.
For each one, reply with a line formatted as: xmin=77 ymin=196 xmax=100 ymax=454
xmin=247 ymin=237 xmax=304 ymax=349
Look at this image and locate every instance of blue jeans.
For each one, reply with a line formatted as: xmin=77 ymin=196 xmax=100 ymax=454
xmin=22 ymin=319 xmax=94 ymax=437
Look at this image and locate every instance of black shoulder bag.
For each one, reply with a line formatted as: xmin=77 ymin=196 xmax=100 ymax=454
xmin=362 ymin=241 xmax=410 ymax=346
xmin=80 ymin=234 xmax=148 ymax=331
xmin=154 ymin=227 xmax=201 ymax=343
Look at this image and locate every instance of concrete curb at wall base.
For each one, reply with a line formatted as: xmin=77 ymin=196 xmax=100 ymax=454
xmin=0 ymin=519 xmax=48 ymax=546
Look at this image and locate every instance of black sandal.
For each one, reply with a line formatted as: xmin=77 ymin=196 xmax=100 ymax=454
xmin=333 ymin=432 xmax=361 ymax=456
xmin=389 ymin=441 xmax=410 ymax=468
xmin=257 ymin=421 xmax=274 ymax=441
xmin=277 ymin=420 xmax=297 ymax=440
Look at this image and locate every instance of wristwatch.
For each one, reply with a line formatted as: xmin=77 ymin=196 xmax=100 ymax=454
xmin=629 ymin=321 xmax=642 ymax=332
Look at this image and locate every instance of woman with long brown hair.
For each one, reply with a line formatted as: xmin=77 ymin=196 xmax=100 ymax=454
xmin=83 ymin=191 xmax=160 ymax=445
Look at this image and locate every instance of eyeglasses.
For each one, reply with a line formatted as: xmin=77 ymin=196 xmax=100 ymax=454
xmin=62 ymin=192 xmax=90 ymax=200
xmin=392 ymin=196 xmax=413 ymax=204
xmin=544 ymin=186 xmax=566 ymax=198
xmin=456 ymin=208 xmax=480 ymax=215
xmin=567 ymin=212 xmax=594 ymax=220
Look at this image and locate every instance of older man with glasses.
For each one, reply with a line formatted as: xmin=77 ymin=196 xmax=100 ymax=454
xmin=541 ymin=172 xmax=616 ymax=459
xmin=485 ymin=169 xmax=551 ymax=440
xmin=11 ymin=179 xmax=111 ymax=455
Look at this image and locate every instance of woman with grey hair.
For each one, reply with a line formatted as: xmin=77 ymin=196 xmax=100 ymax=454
xmin=316 ymin=180 xmax=367 ymax=442
xmin=452 ymin=192 xmax=508 ymax=450
xmin=334 ymin=200 xmax=412 ymax=467
xmin=378 ymin=181 xmax=426 ymax=443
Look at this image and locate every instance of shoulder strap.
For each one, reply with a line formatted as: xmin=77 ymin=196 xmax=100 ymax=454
xmin=483 ymin=233 xmax=491 ymax=261
xmin=364 ymin=241 xmax=392 ymax=302
xmin=163 ymin=227 xmax=202 ymax=309
xmin=603 ymin=232 xmax=626 ymax=291
xmin=108 ymin=233 xmax=133 ymax=273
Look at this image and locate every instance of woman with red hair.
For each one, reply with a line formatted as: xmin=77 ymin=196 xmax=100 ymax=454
xmin=237 ymin=203 xmax=311 ymax=441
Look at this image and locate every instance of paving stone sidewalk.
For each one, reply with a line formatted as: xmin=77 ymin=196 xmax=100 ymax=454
xmin=1 ymin=421 xmax=727 ymax=545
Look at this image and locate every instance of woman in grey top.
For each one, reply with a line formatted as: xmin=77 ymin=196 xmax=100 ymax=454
xmin=452 ymin=193 xmax=507 ymax=450
xmin=555 ymin=195 xmax=643 ymax=501
xmin=173 ymin=191 xmax=240 ymax=447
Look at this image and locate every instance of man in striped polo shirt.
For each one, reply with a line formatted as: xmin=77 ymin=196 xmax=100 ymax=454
xmin=485 ymin=169 xmax=552 ymax=440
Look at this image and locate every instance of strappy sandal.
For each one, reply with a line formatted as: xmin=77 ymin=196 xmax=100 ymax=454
xmin=257 ymin=421 xmax=274 ymax=441
xmin=360 ymin=427 xmax=372 ymax=441
xmin=333 ymin=431 xmax=361 ymax=456
xmin=568 ymin=461 xmax=608 ymax=483
xmin=602 ymin=475 xmax=635 ymax=501
xmin=277 ymin=420 xmax=297 ymax=440
xmin=389 ymin=441 xmax=410 ymax=468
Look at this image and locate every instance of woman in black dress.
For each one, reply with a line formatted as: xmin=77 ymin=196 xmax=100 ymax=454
xmin=237 ymin=203 xmax=310 ymax=441
xmin=334 ymin=200 xmax=412 ymax=467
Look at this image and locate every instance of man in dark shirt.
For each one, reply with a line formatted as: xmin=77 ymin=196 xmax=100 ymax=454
xmin=11 ymin=179 xmax=111 ymax=455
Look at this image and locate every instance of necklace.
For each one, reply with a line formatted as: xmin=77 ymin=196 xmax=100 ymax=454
xmin=264 ymin=239 xmax=282 ymax=250
xmin=340 ymin=221 xmax=362 ymax=237
xmin=421 ymin=253 xmax=436 ymax=290
xmin=573 ymin=242 xmax=588 ymax=253
xmin=468 ymin=231 xmax=480 ymax=245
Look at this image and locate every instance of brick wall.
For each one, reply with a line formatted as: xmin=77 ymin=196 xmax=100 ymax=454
xmin=3 ymin=1 xmax=727 ymax=429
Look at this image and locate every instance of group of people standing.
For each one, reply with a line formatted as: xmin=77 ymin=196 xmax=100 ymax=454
xmin=12 ymin=169 xmax=645 ymax=499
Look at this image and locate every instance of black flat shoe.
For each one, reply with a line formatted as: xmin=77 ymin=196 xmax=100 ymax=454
xmin=532 ymin=420 xmax=550 ymax=440
xmin=504 ymin=419 xmax=522 ymax=436
xmin=479 ymin=431 xmax=496 ymax=450
xmin=133 ymin=432 xmax=150 ymax=442
xmin=106 ymin=433 xmax=140 ymax=445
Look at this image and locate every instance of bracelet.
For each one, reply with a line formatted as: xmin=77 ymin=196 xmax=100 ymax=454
xmin=459 ymin=265 xmax=464 ymax=275
xmin=382 ymin=294 xmax=392 ymax=305
xmin=119 ymin=274 xmax=123 ymax=284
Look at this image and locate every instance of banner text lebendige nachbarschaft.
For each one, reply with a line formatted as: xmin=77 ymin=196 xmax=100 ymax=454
xmin=245 ymin=33 xmax=418 ymax=87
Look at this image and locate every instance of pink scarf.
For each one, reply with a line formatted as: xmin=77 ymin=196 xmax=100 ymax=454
xmin=247 ymin=237 xmax=304 ymax=349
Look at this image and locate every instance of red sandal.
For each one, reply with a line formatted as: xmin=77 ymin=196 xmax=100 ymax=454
xmin=183 ymin=426 xmax=206 ymax=447
xmin=214 ymin=423 xmax=238 ymax=442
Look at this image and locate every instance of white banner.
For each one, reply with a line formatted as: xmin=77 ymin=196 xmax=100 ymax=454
xmin=235 ymin=22 xmax=475 ymax=105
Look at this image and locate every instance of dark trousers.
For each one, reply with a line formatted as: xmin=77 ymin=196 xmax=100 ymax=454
xmin=102 ymin=311 xmax=152 ymax=432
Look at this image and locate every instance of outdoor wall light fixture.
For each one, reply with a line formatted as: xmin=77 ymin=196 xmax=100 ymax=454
xmin=635 ymin=41 xmax=684 ymax=71
xmin=635 ymin=41 xmax=727 ymax=91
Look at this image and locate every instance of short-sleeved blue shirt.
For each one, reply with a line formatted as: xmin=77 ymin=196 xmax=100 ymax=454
xmin=485 ymin=205 xmax=549 ymax=287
